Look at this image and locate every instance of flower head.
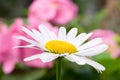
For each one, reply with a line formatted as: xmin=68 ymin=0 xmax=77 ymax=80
xmin=0 ymin=19 xmax=22 ymax=74
xmin=15 ymin=25 xmax=108 ymax=72
xmin=18 ymin=21 xmax=58 ymax=68
xmin=28 ymin=0 xmax=78 ymax=25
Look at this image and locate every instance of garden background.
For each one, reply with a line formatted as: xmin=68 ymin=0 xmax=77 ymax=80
xmin=0 ymin=0 xmax=120 ymax=80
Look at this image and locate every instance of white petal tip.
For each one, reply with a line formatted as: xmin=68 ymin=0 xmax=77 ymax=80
xmin=89 ymin=32 xmax=93 ymax=36
xmin=24 ymin=54 xmax=42 ymax=61
xmin=76 ymin=62 xmax=86 ymax=65
xmin=24 ymin=57 xmax=35 ymax=61
xmin=59 ymin=26 xmax=66 ymax=29
xmin=97 ymin=68 xmax=106 ymax=73
xmin=96 ymin=64 xmax=106 ymax=73
xmin=24 ymin=58 xmax=30 ymax=61
xmin=21 ymin=26 xmax=27 ymax=30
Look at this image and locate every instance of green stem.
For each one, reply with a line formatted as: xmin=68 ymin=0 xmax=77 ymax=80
xmin=56 ymin=57 xmax=62 ymax=80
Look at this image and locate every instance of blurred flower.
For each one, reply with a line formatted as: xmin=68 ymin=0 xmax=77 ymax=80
xmin=0 ymin=22 xmax=8 ymax=32
xmin=0 ymin=19 xmax=56 ymax=74
xmin=0 ymin=19 xmax=23 ymax=74
xmin=28 ymin=0 xmax=78 ymax=25
xmin=15 ymin=25 xmax=108 ymax=72
xmin=0 ymin=22 xmax=8 ymax=64
xmin=9 ymin=18 xmax=24 ymax=34
xmin=90 ymin=29 xmax=120 ymax=58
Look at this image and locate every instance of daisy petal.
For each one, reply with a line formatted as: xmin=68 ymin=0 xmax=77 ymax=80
xmin=39 ymin=53 xmax=59 ymax=62
xmin=78 ymin=38 xmax=103 ymax=50
xmin=13 ymin=44 xmax=35 ymax=48
xmin=17 ymin=36 xmax=37 ymax=44
xmin=83 ymin=57 xmax=105 ymax=72
xmin=31 ymin=29 xmax=46 ymax=44
xmin=58 ymin=27 xmax=66 ymax=41
xmin=65 ymin=54 xmax=86 ymax=65
xmin=38 ymin=25 xmax=52 ymax=41
xmin=72 ymin=33 xmax=87 ymax=46
xmin=76 ymin=44 xmax=108 ymax=56
xmin=22 ymin=27 xmax=47 ymax=45
xmin=75 ymin=33 xmax=93 ymax=47
xmin=50 ymin=32 xmax=57 ymax=40
xmin=22 ymin=27 xmax=36 ymax=40
xmin=17 ymin=36 xmax=45 ymax=49
xmin=66 ymin=28 xmax=77 ymax=42
xmin=24 ymin=54 xmax=42 ymax=61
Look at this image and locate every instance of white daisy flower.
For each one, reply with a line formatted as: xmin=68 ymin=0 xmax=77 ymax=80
xmin=15 ymin=25 xmax=108 ymax=72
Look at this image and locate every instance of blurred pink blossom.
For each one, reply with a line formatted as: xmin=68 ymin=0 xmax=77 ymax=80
xmin=0 ymin=22 xmax=7 ymax=32
xmin=28 ymin=0 xmax=78 ymax=25
xmin=0 ymin=18 xmax=57 ymax=74
xmin=90 ymin=29 xmax=120 ymax=58
xmin=9 ymin=18 xmax=24 ymax=34
xmin=0 ymin=22 xmax=8 ymax=64
xmin=0 ymin=20 xmax=22 ymax=74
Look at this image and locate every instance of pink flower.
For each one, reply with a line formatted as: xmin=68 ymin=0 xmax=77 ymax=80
xmin=0 ymin=22 xmax=8 ymax=32
xmin=90 ymin=29 xmax=120 ymax=58
xmin=0 ymin=22 xmax=8 ymax=63
xmin=28 ymin=0 xmax=78 ymax=25
xmin=9 ymin=18 xmax=24 ymax=34
xmin=0 ymin=20 xmax=22 ymax=74
xmin=0 ymin=18 xmax=57 ymax=74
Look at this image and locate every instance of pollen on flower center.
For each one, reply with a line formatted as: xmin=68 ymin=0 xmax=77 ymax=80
xmin=45 ymin=40 xmax=77 ymax=54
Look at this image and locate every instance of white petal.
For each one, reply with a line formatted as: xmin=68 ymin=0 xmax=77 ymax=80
xmin=17 ymin=36 xmax=37 ymax=44
xmin=66 ymin=28 xmax=77 ymax=42
xmin=72 ymin=33 xmax=87 ymax=46
xmin=64 ymin=54 xmax=86 ymax=65
xmin=74 ymin=33 xmax=93 ymax=47
xmin=50 ymin=32 xmax=57 ymax=40
xmin=38 ymin=25 xmax=52 ymax=41
xmin=13 ymin=44 xmax=35 ymax=48
xmin=58 ymin=27 xmax=66 ymax=41
xmin=78 ymin=38 xmax=103 ymax=50
xmin=22 ymin=27 xmax=37 ymax=40
xmin=17 ymin=36 xmax=45 ymax=49
xmin=82 ymin=57 xmax=105 ymax=72
xmin=39 ymin=53 xmax=59 ymax=62
xmin=22 ymin=27 xmax=46 ymax=44
xmin=76 ymin=44 xmax=108 ymax=56
xmin=24 ymin=54 xmax=42 ymax=61
xmin=31 ymin=29 xmax=46 ymax=44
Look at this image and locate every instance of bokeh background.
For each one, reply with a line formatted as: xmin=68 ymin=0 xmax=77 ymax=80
xmin=0 ymin=0 xmax=120 ymax=80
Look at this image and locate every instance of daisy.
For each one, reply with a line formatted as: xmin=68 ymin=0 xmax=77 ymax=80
xmin=14 ymin=25 xmax=108 ymax=72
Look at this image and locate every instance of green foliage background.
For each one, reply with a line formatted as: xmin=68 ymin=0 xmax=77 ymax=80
xmin=0 ymin=0 xmax=120 ymax=80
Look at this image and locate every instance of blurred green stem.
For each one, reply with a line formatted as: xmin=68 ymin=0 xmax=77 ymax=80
xmin=56 ymin=57 xmax=62 ymax=80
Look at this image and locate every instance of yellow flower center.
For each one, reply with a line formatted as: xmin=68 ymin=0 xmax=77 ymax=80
xmin=45 ymin=40 xmax=77 ymax=54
